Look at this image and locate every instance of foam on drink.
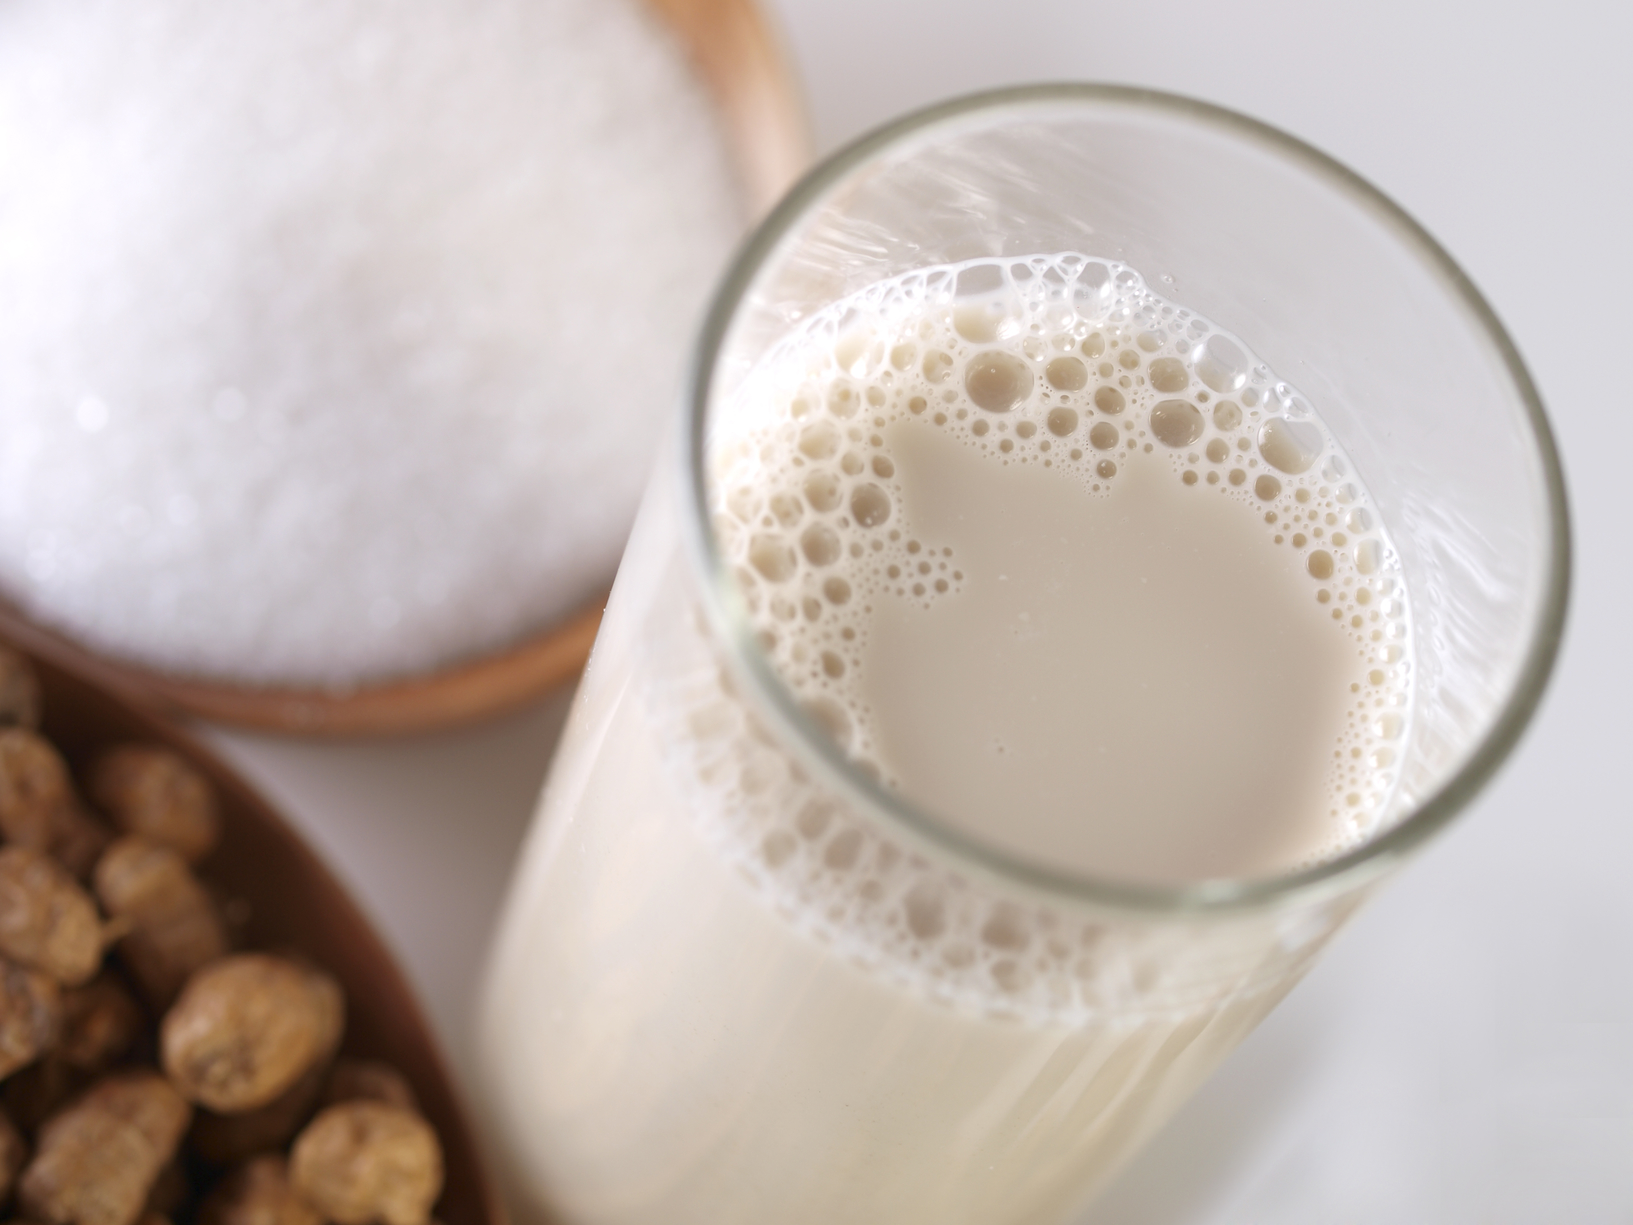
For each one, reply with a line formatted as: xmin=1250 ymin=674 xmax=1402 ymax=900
xmin=660 ymin=253 xmax=1414 ymax=1018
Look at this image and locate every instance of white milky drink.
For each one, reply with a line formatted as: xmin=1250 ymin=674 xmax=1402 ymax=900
xmin=479 ymin=255 xmax=1415 ymax=1225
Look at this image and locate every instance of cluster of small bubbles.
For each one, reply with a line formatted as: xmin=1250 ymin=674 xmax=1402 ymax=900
xmin=637 ymin=601 xmax=1326 ymax=1025
xmin=711 ymin=253 xmax=1413 ymax=847
xmin=683 ymin=254 xmax=1419 ymax=1010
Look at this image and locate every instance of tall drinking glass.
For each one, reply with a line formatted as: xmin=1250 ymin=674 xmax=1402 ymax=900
xmin=477 ymin=85 xmax=1568 ymax=1225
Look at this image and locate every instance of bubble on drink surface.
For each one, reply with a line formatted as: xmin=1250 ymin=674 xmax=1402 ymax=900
xmin=1045 ymin=356 xmax=1088 ymax=391
xmin=1046 ymin=407 xmax=1079 ymax=437
xmin=1258 ymin=417 xmax=1324 ymax=474
xmin=903 ymin=881 xmax=947 ymax=940
xmin=850 ymin=485 xmax=892 ymax=528
xmin=1195 ymin=334 xmax=1250 ymax=393
xmin=953 ymin=305 xmax=1003 ymax=343
xmin=1088 ymin=422 xmax=1120 ymax=451
xmin=981 ymin=905 xmax=1031 ymax=952
xmin=1148 ymin=357 xmax=1189 ymax=393
xmin=1094 ymin=387 xmax=1125 ymax=415
xmin=1150 ymin=400 xmax=1204 ymax=448
xmin=965 ymin=352 xmax=1034 ymax=413
xmin=1212 ymin=401 xmax=1242 ymax=431
xmin=1353 ymin=539 xmax=1382 ymax=575
xmin=923 ymin=350 xmax=956 ymax=383
xmin=824 ymin=827 xmax=864 ymax=870
xmin=828 ymin=381 xmax=862 ymax=417
xmin=803 ymin=470 xmax=843 ymax=513
xmin=799 ymin=421 xmax=841 ymax=460
xmin=749 ymin=535 xmax=797 ymax=583
xmin=768 ymin=492 xmax=802 ymax=528
xmin=801 ymin=524 xmax=842 ymax=567
xmin=804 ymin=697 xmax=853 ymax=750
xmin=761 ymin=830 xmax=796 ymax=867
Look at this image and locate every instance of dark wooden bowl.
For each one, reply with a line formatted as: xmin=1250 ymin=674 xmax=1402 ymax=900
xmin=13 ymin=635 xmax=504 ymax=1225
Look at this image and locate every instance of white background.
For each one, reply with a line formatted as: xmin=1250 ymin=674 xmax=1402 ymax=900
xmin=204 ymin=1 xmax=1633 ymax=1220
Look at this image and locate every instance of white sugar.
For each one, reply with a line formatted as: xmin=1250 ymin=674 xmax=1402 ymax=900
xmin=0 ymin=0 xmax=745 ymax=686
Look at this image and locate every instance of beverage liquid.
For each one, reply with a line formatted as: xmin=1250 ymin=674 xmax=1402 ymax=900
xmin=479 ymin=255 xmax=1412 ymax=1225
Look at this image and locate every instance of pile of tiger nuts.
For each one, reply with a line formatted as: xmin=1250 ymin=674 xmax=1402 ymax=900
xmin=0 ymin=644 xmax=444 ymax=1225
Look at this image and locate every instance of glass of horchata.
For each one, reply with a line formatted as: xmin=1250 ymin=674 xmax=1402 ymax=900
xmin=477 ymin=85 xmax=1569 ymax=1225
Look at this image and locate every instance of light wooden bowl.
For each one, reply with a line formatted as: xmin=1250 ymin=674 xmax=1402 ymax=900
xmin=0 ymin=0 xmax=809 ymax=738
xmin=13 ymin=635 xmax=505 ymax=1225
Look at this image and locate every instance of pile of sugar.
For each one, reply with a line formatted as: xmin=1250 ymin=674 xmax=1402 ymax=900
xmin=0 ymin=0 xmax=745 ymax=686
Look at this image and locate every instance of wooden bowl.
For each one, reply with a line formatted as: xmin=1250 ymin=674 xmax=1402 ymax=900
xmin=14 ymin=635 xmax=505 ymax=1224
xmin=0 ymin=0 xmax=809 ymax=738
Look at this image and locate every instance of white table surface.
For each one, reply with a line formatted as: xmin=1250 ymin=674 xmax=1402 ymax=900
xmin=202 ymin=0 xmax=1633 ymax=1220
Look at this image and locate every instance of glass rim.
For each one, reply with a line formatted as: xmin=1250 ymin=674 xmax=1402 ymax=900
xmin=680 ymin=82 xmax=1571 ymax=917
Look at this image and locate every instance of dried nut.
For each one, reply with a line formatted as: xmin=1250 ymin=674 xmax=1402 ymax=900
xmin=0 ymin=657 xmax=449 ymax=1220
xmin=0 ymin=958 xmax=60 ymax=1080
xmin=0 ymin=647 xmax=41 ymax=730
xmin=88 ymin=749 xmax=220 ymax=866
xmin=199 ymin=1156 xmax=323 ymax=1225
xmin=19 ymin=1071 xmax=191 ymax=1225
xmin=161 ymin=954 xmax=343 ymax=1114
xmin=3 ymin=1056 xmax=84 ymax=1136
xmin=58 ymin=974 xmax=145 ymax=1073
xmin=48 ymin=804 xmax=115 ymax=884
xmin=0 ymin=1103 xmax=26 ymax=1201
xmin=322 ymin=1059 xmax=417 ymax=1114
xmin=290 ymin=1102 xmax=443 ymax=1225
xmin=93 ymin=836 xmax=228 ymax=1009
xmin=143 ymin=1160 xmax=188 ymax=1220
xmin=0 ymin=847 xmax=103 ymax=986
xmin=0 ymin=717 xmax=114 ymax=880
xmin=189 ymin=1061 xmax=328 ymax=1168
xmin=0 ymin=730 xmax=73 ymax=852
